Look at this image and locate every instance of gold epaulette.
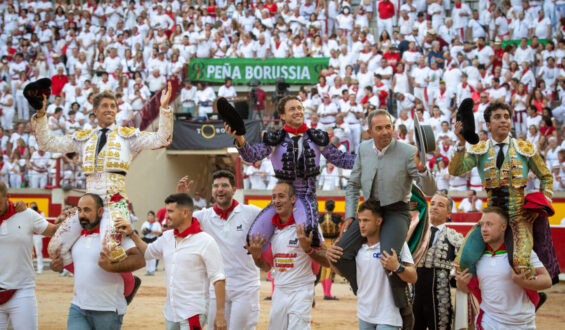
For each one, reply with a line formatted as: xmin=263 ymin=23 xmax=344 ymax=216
xmin=467 ymin=140 xmax=488 ymax=155
xmin=513 ymin=139 xmax=535 ymax=158
xmin=117 ymin=126 xmax=138 ymax=139
xmin=72 ymin=129 xmax=95 ymax=141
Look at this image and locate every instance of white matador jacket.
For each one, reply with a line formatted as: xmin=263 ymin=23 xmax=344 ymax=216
xmin=32 ymin=107 xmax=173 ymax=265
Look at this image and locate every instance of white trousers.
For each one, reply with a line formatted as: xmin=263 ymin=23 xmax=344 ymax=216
xmin=146 ymin=259 xmax=156 ymax=273
xmin=377 ymin=17 xmax=393 ymax=38
xmin=268 ymin=285 xmax=314 ymax=330
xmin=15 ymin=95 xmax=29 ymax=121
xmin=0 ymin=287 xmax=38 ymax=330
xmin=29 ymin=171 xmax=48 ymax=189
xmin=208 ymin=285 xmax=260 ymax=330
xmin=348 ymin=123 xmax=362 ymax=153
xmin=478 ymin=312 xmax=535 ymax=330
xmin=9 ymin=173 xmax=21 ymax=189
xmin=1 ymin=108 xmax=14 ymax=130
xmin=33 ymin=235 xmax=44 ymax=273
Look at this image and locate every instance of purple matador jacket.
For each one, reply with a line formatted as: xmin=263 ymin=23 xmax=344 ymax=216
xmin=238 ymin=128 xmax=356 ymax=250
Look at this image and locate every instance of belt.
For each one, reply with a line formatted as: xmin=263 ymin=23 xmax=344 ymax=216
xmin=109 ymin=171 xmax=126 ymax=176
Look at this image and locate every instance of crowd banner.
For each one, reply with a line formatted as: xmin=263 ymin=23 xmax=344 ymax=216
xmin=187 ymin=58 xmax=330 ymax=84
xmin=168 ymin=120 xmax=262 ymax=150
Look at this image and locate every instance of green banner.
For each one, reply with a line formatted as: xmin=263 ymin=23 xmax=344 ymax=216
xmin=187 ymin=57 xmax=329 ymax=84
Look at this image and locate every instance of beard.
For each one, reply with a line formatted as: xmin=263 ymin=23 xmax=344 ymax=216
xmin=79 ymin=215 xmax=101 ymax=230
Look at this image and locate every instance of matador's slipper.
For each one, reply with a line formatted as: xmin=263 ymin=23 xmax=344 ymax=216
xmin=24 ymin=78 xmax=51 ymax=110
xmin=456 ymin=98 xmax=479 ymax=145
xmin=216 ymin=97 xmax=246 ymax=135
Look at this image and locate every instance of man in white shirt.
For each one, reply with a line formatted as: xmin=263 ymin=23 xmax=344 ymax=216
xmin=458 ymin=190 xmax=483 ymax=213
xmin=29 ymin=149 xmax=50 ymax=189
xmin=327 ymin=198 xmax=417 ymax=329
xmin=140 ymin=211 xmax=162 ymax=276
xmin=50 ymin=193 xmax=145 ymax=330
xmin=116 ymin=194 xmax=227 ymax=330
xmin=217 ymin=77 xmax=237 ymax=104
xmin=456 ymin=207 xmax=552 ymax=329
xmin=180 ymin=80 xmax=197 ymax=115
xmin=196 ymin=82 xmax=217 ymax=117
xmin=246 ymin=182 xmax=329 ymax=330
xmin=177 ymin=170 xmax=262 ymax=330
xmin=0 ymin=183 xmax=57 ymax=330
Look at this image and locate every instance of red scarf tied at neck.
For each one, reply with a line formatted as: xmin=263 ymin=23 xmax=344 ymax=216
xmin=81 ymin=227 xmax=100 ymax=236
xmin=272 ymin=213 xmax=296 ymax=229
xmin=0 ymin=201 xmax=16 ymax=227
xmin=174 ymin=218 xmax=203 ymax=237
xmin=213 ymin=200 xmax=239 ymax=220
xmin=284 ymin=123 xmax=308 ymax=135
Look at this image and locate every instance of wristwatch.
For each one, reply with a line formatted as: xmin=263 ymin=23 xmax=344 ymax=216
xmin=394 ymin=263 xmax=405 ymax=274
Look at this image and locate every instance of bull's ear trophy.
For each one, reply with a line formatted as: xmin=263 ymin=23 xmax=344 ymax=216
xmin=456 ymin=98 xmax=480 ymax=145
xmin=216 ymin=97 xmax=246 ymax=135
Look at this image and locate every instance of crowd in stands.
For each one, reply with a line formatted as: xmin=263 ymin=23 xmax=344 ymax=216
xmin=3 ymin=0 xmax=565 ymax=193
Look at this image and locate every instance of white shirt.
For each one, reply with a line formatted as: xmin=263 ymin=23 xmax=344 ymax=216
xmin=458 ymin=197 xmax=483 ymax=212
xmin=477 ymin=250 xmax=543 ymax=326
xmin=71 ymin=233 xmax=135 ymax=315
xmin=141 ymin=221 xmax=162 ymax=240
xmin=0 ymin=209 xmax=48 ymax=289
xmin=217 ymin=85 xmax=237 ymax=101
xmin=271 ymin=224 xmax=324 ymax=289
xmin=356 ymin=242 xmax=413 ymax=326
xmin=145 ymin=230 xmax=225 ymax=322
xmin=194 ymin=204 xmax=261 ymax=290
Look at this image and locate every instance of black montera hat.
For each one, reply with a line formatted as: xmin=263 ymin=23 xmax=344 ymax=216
xmin=216 ymin=97 xmax=246 ymax=135
xmin=456 ymin=98 xmax=480 ymax=145
xmin=24 ymin=78 xmax=51 ymax=110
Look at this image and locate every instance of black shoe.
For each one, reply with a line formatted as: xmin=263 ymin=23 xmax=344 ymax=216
xmin=323 ymin=296 xmax=339 ymax=300
xmin=536 ymin=292 xmax=547 ymax=312
xmin=264 ymin=296 xmax=272 ymax=301
xmin=125 ymin=276 xmax=142 ymax=305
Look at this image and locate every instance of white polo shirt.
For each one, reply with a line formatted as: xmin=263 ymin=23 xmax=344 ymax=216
xmin=71 ymin=233 xmax=135 ymax=315
xmin=145 ymin=230 xmax=225 ymax=322
xmin=476 ymin=250 xmax=543 ymax=326
xmin=0 ymin=209 xmax=48 ymax=290
xmin=193 ymin=204 xmax=261 ymax=290
xmin=271 ymin=224 xmax=324 ymax=289
xmin=356 ymin=242 xmax=413 ymax=326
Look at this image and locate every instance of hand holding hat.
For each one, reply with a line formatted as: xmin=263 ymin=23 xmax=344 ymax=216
xmin=455 ymin=98 xmax=480 ymax=145
xmin=24 ymin=78 xmax=51 ymax=110
xmin=216 ymin=97 xmax=246 ymax=146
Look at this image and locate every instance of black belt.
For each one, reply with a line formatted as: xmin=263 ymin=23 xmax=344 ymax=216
xmin=109 ymin=171 xmax=126 ymax=176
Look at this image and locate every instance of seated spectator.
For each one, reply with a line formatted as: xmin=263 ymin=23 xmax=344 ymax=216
xmin=458 ymin=190 xmax=483 ymax=213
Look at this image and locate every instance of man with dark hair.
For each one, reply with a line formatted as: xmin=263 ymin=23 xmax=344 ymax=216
xmin=50 ymin=193 xmax=145 ymax=330
xmin=450 ymin=101 xmax=553 ymax=279
xmin=115 ymin=193 xmax=227 ymax=330
xmin=226 ymin=95 xmax=355 ymax=250
xmin=0 ymin=182 xmax=58 ymax=329
xmin=246 ymin=182 xmax=329 ymax=330
xmin=456 ymin=207 xmax=551 ymax=329
xmin=327 ymin=198 xmax=417 ymax=329
xmin=177 ymin=170 xmax=263 ymax=330
xmin=413 ymin=193 xmax=463 ymax=330
xmin=318 ymin=199 xmax=343 ymax=300
xmin=332 ymin=109 xmax=436 ymax=328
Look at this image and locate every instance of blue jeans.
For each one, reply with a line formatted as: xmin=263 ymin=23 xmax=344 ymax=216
xmin=358 ymin=318 xmax=400 ymax=330
xmin=67 ymin=304 xmax=123 ymax=330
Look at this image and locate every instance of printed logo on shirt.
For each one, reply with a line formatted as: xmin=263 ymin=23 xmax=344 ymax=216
xmin=236 ymin=224 xmax=242 ymax=231
xmin=372 ymin=252 xmax=381 ymax=259
xmin=274 ymin=253 xmax=297 ymax=272
xmin=288 ymin=238 xmax=298 ymax=247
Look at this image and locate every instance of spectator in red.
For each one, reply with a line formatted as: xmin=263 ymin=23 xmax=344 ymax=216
xmin=207 ymin=0 xmax=218 ymax=18
xmin=377 ymin=0 xmax=395 ymax=38
xmin=428 ymin=149 xmax=450 ymax=171
xmin=265 ymin=0 xmax=278 ymax=17
xmin=540 ymin=116 xmax=555 ymax=137
xmin=156 ymin=207 xmax=167 ymax=228
xmin=383 ymin=46 xmax=401 ymax=72
xmin=51 ymin=66 xmax=68 ymax=96
xmin=250 ymin=83 xmax=266 ymax=121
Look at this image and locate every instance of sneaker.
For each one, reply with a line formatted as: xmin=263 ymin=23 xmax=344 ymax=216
xmin=323 ymin=296 xmax=339 ymax=300
xmin=125 ymin=276 xmax=142 ymax=305
xmin=145 ymin=271 xmax=155 ymax=276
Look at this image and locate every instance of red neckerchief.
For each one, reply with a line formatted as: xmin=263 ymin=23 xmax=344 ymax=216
xmin=252 ymin=163 xmax=261 ymax=169
xmin=523 ymin=68 xmax=530 ymax=75
xmin=284 ymin=123 xmax=308 ymax=135
xmin=443 ymin=144 xmax=449 ymax=152
xmin=0 ymin=201 xmax=16 ymax=227
xmin=213 ymin=200 xmax=239 ymax=220
xmin=327 ymin=166 xmax=334 ymax=173
xmin=478 ymin=45 xmax=485 ymax=51
xmin=272 ymin=213 xmax=296 ymax=229
xmin=485 ymin=242 xmax=506 ymax=256
xmin=538 ymin=17 xmax=543 ymax=23
xmin=455 ymin=3 xmax=462 ymax=9
xmin=174 ymin=218 xmax=202 ymax=237
xmin=81 ymin=227 xmax=100 ymax=236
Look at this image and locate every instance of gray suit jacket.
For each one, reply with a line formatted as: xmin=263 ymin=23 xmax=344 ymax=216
xmin=345 ymin=139 xmax=437 ymax=219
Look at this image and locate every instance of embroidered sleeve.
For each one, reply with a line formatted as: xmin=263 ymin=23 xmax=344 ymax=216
xmin=448 ymin=150 xmax=477 ymax=176
xmin=237 ymin=141 xmax=272 ymax=163
xmin=447 ymin=228 xmax=464 ymax=249
xmin=321 ymin=143 xmax=356 ymax=169
xmin=31 ymin=114 xmax=79 ymax=153
xmin=528 ymin=152 xmax=553 ymax=202
xmin=128 ymin=106 xmax=174 ymax=154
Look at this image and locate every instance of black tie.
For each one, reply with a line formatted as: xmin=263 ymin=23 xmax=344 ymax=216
xmin=496 ymin=143 xmax=505 ymax=169
xmin=291 ymin=136 xmax=301 ymax=159
xmin=428 ymin=226 xmax=439 ymax=248
xmin=96 ymin=128 xmax=109 ymax=155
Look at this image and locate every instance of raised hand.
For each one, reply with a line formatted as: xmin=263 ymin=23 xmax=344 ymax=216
xmin=160 ymin=81 xmax=173 ymax=108
xmin=176 ymin=176 xmax=194 ymax=194
xmin=224 ymin=122 xmax=245 ymax=146
xmin=244 ymin=233 xmax=266 ymax=260
xmin=296 ymin=224 xmax=313 ymax=253
xmin=36 ymin=95 xmax=47 ymax=118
